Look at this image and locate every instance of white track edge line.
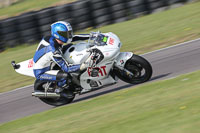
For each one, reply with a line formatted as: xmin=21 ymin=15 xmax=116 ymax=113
xmin=141 ymin=38 xmax=200 ymax=55
xmin=0 ymin=84 xmax=33 ymax=95
xmin=1 ymin=37 xmax=200 ymax=95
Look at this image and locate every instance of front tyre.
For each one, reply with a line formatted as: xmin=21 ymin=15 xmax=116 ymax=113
xmin=115 ymin=55 xmax=152 ymax=84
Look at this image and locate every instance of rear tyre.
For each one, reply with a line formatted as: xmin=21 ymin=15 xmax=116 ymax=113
xmin=115 ymin=55 xmax=152 ymax=84
xmin=34 ymin=80 xmax=75 ymax=106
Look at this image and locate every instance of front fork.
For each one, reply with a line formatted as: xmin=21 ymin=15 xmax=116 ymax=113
xmin=114 ymin=65 xmax=134 ymax=79
xmin=114 ymin=52 xmax=134 ymax=78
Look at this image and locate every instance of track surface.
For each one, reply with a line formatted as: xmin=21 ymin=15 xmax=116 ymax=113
xmin=1 ymin=38 xmax=200 ymax=124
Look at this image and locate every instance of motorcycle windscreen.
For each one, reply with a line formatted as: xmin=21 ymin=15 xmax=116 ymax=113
xmin=15 ymin=58 xmax=35 ymax=77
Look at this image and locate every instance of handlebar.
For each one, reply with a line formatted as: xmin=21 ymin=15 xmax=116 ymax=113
xmin=88 ymin=32 xmax=108 ymax=47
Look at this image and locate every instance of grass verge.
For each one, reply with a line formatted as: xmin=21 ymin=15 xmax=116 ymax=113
xmin=1 ymin=69 xmax=200 ymax=133
xmin=0 ymin=0 xmax=75 ymax=19
xmin=1 ymin=1 xmax=200 ymax=92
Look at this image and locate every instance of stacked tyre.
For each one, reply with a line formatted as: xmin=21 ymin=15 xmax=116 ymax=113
xmin=126 ymin=0 xmax=149 ymax=18
xmin=90 ymin=0 xmax=112 ymax=27
xmin=54 ymin=4 xmax=72 ymax=25
xmin=0 ymin=21 xmax=4 ymax=50
xmin=17 ymin=12 xmax=40 ymax=44
xmin=0 ymin=17 xmax=20 ymax=47
xmin=146 ymin=0 xmax=168 ymax=12
xmin=107 ymin=0 xmax=128 ymax=23
xmin=70 ymin=1 xmax=92 ymax=30
xmin=167 ymin=0 xmax=187 ymax=5
xmin=36 ymin=7 xmax=56 ymax=37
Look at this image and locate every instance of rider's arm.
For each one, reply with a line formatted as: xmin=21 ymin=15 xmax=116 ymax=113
xmin=72 ymin=34 xmax=90 ymax=42
xmin=50 ymin=52 xmax=80 ymax=73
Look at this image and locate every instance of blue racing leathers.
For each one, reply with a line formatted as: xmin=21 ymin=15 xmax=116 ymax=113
xmin=33 ymin=35 xmax=89 ymax=86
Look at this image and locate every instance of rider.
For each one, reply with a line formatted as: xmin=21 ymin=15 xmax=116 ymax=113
xmin=33 ymin=21 xmax=89 ymax=89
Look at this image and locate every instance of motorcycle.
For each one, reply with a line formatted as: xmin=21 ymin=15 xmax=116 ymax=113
xmin=11 ymin=32 xmax=152 ymax=106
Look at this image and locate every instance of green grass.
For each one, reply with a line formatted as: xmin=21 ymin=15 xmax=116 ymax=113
xmin=1 ymin=69 xmax=200 ymax=133
xmin=0 ymin=0 xmax=75 ymax=19
xmin=100 ymin=1 xmax=200 ymax=53
xmin=1 ymin=1 xmax=200 ymax=92
xmin=0 ymin=44 xmax=36 ymax=92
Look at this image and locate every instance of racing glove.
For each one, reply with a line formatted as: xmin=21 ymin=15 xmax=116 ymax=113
xmin=52 ymin=51 xmax=80 ymax=73
xmin=80 ymin=56 xmax=91 ymax=71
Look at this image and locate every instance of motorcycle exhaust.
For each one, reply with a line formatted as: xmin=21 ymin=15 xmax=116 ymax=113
xmin=32 ymin=91 xmax=60 ymax=98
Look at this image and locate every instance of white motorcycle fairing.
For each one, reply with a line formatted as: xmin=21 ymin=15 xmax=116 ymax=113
xmin=63 ymin=32 xmax=133 ymax=93
xmin=12 ymin=59 xmax=35 ymax=77
xmin=12 ymin=32 xmax=134 ymax=93
xmin=79 ymin=51 xmax=133 ymax=93
xmin=114 ymin=52 xmax=133 ymax=68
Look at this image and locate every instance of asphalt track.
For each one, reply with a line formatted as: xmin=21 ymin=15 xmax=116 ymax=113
xmin=1 ymin=38 xmax=200 ymax=124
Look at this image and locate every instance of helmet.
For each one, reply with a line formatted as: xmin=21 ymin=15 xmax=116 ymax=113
xmin=51 ymin=21 xmax=73 ymax=43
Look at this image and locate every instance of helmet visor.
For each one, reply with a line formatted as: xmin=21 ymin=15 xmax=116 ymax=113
xmin=57 ymin=31 xmax=73 ymax=39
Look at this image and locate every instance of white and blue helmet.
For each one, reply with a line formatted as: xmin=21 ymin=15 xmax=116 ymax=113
xmin=51 ymin=21 xmax=73 ymax=43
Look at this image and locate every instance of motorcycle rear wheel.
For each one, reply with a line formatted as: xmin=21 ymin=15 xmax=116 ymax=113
xmin=115 ymin=54 xmax=152 ymax=84
xmin=34 ymin=80 xmax=75 ymax=106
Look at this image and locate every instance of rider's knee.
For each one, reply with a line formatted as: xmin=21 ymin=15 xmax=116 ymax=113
xmin=56 ymin=70 xmax=69 ymax=80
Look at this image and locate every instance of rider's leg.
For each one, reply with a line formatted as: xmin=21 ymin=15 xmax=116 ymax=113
xmin=34 ymin=69 xmax=74 ymax=97
xmin=34 ymin=69 xmax=71 ymax=87
xmin=56 ymin=70 xmax=71 ymax=87
xmin=37 ymin=70 xmax=58 ymax=81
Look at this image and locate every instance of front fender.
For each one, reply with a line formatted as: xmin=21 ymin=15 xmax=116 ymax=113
xmin=114 ymin=52 xmax=133 ymax=68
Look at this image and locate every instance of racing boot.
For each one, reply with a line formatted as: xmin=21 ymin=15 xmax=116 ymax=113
xmin=55 ymin=71 xmax=73 ymax=96
xmin=56 ymin=80 xmax=74 ymax=98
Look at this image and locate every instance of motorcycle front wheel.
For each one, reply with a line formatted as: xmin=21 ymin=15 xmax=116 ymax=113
xmin=114 ymin=54 xmax=152 ymax=84
xmin=34 ymin=80 xmax=75 ymax=106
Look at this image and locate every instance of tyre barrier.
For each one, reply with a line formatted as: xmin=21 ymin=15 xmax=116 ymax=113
xmin=125 ymin=0 xmax=149 ymax=18
xmin=17 ymin=12 xmax=40 ymax=43
xmin=90 ymin=1 xmax=107 ymax=10
xmin=0 ymin=0 xmax=193 ymax=49
xmin=167 ymin=0 xmax=187 ymax=5
xmin=54 ymin=4 xmax=72 ymax=24
xmin=0 ymin=17 xmax=21 ymax=47
xmin=147 ymin=0 xmax=167 ymax=11
xmin=70 ymin=1 xmax=94 ymax=30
